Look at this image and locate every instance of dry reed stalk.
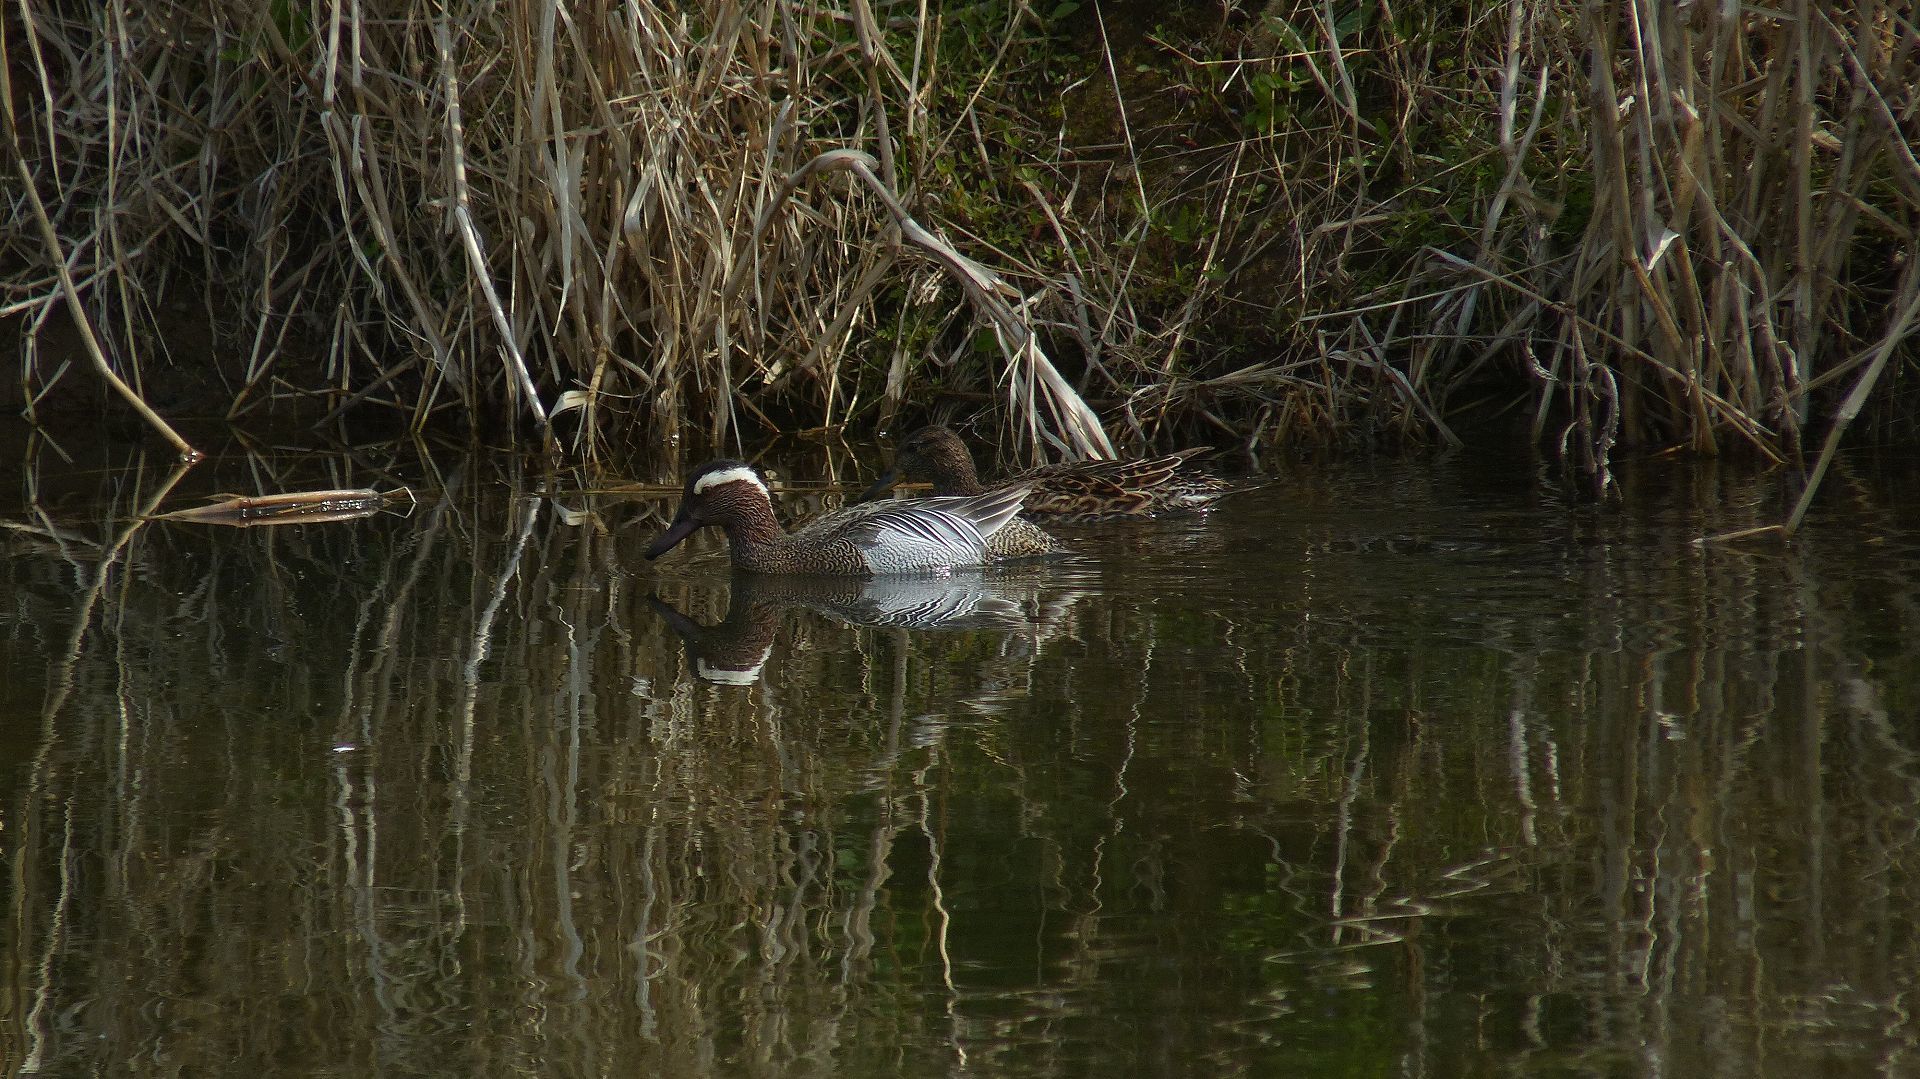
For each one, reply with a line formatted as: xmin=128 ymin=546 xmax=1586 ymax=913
xmin=431 ymin=13 xmax=548 ymax=440
xmin=6 ymin=152 xmax=200 ymax=460
xmin=1 ymin=5 xmax=199 ymax=461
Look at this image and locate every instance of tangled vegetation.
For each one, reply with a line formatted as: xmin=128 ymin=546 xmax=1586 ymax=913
xmin=3 ymin=0 xmax=1916 ymax=491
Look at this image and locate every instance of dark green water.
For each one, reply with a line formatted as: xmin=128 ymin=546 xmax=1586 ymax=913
xmin=5 ymin=441 xmax=1920 ymax=1077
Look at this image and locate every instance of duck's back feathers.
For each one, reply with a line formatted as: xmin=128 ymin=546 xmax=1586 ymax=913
xmin=868 ymin=426 xmax=1235 ymax=523
xmin=1021 ymin=450 xmax=1231 ymax=519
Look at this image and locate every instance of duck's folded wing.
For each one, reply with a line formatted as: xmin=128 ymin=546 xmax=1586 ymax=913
xmin=935 ymin=486 xmax=1031 ymax=538
xmin=840 ymin=503 xmax=989 ymax=557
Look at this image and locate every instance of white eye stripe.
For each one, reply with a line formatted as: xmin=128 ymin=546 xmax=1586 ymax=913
xmin=693 ymin=465 xmax=767 ymax=496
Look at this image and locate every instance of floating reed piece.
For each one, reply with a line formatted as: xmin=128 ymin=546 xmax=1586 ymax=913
xmin=2 ymin=0 xmax=1914 ymax=496
xmin=152 ymin=488 xmax=415 ymax=527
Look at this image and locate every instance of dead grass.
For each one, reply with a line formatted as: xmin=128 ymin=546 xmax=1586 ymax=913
xmin=1252 ymin=0 xmax=1919 ymax=503
xmin=2 ymin=0 xmax=1916 ymax=511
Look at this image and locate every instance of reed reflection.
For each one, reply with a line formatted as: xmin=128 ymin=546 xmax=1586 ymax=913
xmin=4 ymin=446 xmax=1920 ymax=1076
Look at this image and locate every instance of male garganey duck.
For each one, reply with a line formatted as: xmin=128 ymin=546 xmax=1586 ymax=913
xmin=645 ymin=459 xmax=1032 ymax=576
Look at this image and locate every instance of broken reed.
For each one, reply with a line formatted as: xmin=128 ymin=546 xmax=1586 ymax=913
xmin=2 ymin=0 xmax=1914 ymax=480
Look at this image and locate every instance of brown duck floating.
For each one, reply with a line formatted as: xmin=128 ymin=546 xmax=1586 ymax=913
xmin=860 ymin=426 xmax=1234 ymax=527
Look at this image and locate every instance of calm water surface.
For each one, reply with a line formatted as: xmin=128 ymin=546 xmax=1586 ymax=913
xmin=4 ymin=440 xmax=1920 ymax=1077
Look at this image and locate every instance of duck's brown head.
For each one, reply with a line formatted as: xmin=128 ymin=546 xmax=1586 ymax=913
xmin=645 ymin=460 xmax=776 ymax=560
xmin=859 ymin=425 xmax=983 ymax=501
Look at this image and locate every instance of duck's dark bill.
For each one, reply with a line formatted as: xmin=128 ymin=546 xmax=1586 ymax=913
xmin=855 ymin=467 xmax=899 ymax=504
xmin=645 ymin=513 xmax=701 ymax=560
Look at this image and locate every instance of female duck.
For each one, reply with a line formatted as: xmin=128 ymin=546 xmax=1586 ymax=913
xmin=861 ymin=425 xmax=1231 ymax=520
xmin=645 ymin=459 xmax=1031 ymax=576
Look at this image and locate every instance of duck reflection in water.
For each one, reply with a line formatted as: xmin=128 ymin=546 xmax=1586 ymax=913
xmin=649 ymin=571 xmax=1056 ymax=685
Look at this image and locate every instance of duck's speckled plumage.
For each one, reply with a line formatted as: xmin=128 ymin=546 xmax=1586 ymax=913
xmin=861 ymin=426 xmax=1233 ymax=527
xmin=975 ymin=515 xmax=1066 ymax=559
xmin=646 ymin=459 xmax=1029 ymax=576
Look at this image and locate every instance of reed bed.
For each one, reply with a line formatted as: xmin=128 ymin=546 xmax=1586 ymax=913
xmin=2 ymin=0 xmax=1915 ymax=487
xmin=1229 ymin=0 xmax=1920 ymax=488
